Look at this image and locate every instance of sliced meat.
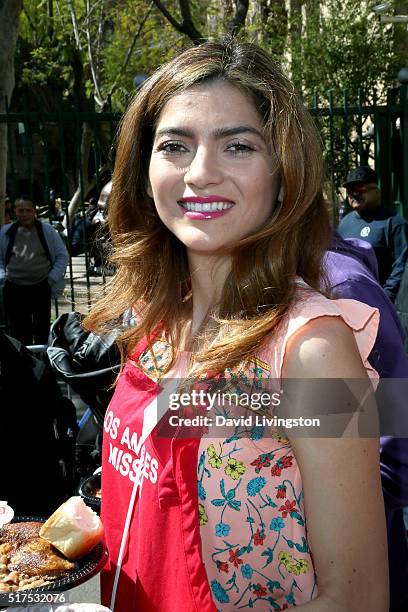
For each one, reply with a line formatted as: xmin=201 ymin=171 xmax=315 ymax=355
xmin=0 ymin=522 xmax=42 ymax=547
xmin=0 ymin=521 xmax=75 ymax=586
xmin=9 ymin=538 xmax=75 ymax=577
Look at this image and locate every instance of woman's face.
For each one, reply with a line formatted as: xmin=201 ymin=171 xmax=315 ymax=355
xmin=148 ymin=80 xmax=281 ymax=255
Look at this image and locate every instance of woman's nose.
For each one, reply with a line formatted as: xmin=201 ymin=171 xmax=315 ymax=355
xmin=184 ymin=147 xmax=223 ymax=188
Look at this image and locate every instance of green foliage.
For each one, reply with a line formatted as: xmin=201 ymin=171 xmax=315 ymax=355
xmin=15 ymin=0 xmax=190 ymax=111
xmin=103 ymin=0 xmax=186 ymax=110
xmin=11 ymin=0 xmax=407 ymax=212
xmin=249 ymin=0 xmax=404 ymax=203
xmin=15 ymin=0 xmax=405 ymax=112
xmin=291 ymin=0 xmax=401 ymax=105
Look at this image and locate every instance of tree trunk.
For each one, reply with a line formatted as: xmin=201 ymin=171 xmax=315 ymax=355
xmin=0 ymin=0 xmax=23 ymax=226
xmin=305 ymin=0 xmax=319 ymax=39
xmin=394 ymin=0 xmax=408 ymax=66
xmin=67 ymin=122 xmax=94 ymax=223
xmin=261 ymin=0 xmax=288 ymax=59
xmin=290 ymin=0 xmax=302 ymax=92
xmin=152 ymin=0 xmax=249 ymax=43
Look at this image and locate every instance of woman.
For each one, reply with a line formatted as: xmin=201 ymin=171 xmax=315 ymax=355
xmin=85 ymin=40 xmax=388 ymax=611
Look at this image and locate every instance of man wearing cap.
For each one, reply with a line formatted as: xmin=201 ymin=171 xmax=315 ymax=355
xmin=338 ymin=165 xmax=408 ymax=302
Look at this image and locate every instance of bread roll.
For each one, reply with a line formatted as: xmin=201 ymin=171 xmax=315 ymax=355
xmin=39 ymin=496 xmax=104 ymax=560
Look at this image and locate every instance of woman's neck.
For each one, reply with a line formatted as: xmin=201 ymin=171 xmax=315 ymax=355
xmin=186 ymin=251 xmax=231 ymax=338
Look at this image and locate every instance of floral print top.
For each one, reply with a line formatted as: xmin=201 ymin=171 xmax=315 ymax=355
xmin=135 ymin=288 xmax=379 ymax=611
xmin=196 ymin=292 xmax=379 ymax=611
xmin=197 ymin=362 xmax=316 ymax=611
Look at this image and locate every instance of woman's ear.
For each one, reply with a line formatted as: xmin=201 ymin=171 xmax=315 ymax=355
xmin=147 ymin=180 xmax=153 ymax=198
xmin=277 ymin=183 xmax=285 ymax=203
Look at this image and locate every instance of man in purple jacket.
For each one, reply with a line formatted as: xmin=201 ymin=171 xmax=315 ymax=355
xmin=325 ymin=233 xmax=408 ymax=611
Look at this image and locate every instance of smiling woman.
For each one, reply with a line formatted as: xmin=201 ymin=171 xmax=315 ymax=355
xmin=148 ymin=81 xmax=281 ymax=256
xmin=84 ymin=40 xmax=389 ymax=612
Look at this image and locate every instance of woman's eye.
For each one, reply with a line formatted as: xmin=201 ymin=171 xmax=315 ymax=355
xmin=226 ymin=142 xmax=255 ymax=155
xmin=156 ymin=141 xmax=187 ymax=154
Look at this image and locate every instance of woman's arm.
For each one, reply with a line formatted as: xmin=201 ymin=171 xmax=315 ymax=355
xmin=282 ymin=316 xmax=389 ymax=611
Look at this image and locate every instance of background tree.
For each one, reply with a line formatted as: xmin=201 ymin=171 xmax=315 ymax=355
xmin=15 ymin=0 xmax=165 ymax=219
xmin=6 ymin=0 xmax=408 ymax=223
xmin=0 ymin=0 xmax=23 ymax=227
xmin=394 ymin=0 xmax=408 ymax=66
xmin=150 ymin=0 xmax=249 ymax=43
xmin=256 ymin=0 xmax=288 ymax=58
xmin=291 ymin=0 xmax=399 ymax=101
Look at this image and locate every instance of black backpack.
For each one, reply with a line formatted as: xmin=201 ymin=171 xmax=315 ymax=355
xmin=47 ymin=312 xmax=121 ymax=429
xmin=0 ymin=332 xmax=78 ymax=516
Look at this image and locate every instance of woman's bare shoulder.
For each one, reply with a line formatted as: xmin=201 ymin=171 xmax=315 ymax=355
xmin=283 ymin=315 xmax=367 ymax=379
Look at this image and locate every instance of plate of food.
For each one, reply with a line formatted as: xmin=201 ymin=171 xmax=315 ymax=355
xmin=0 ymin=497 xmax=107 ymax=604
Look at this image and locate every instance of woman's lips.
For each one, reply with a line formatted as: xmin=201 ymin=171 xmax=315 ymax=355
xmin=177 ymin=198 xmax=235 ymax=220
xmin=183 ymin=209 xmax=232 ymax=220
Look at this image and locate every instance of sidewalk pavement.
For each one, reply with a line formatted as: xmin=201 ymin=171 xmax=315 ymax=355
xmin=67 ymin=575 xmax=101 ymax=605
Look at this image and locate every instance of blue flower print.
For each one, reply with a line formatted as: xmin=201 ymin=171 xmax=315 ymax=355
xmin=250 ymin=425 xmax=264 ymax=440
xmin=215 ymin=522 xmax=231 ymax=537
xmin=198 ymin=480 xmax=206 ymax=501
xmin=246 ymin=476 xmax=266 ymax=497
xmin=211 ymin=579 xmax=230 ymax=603
xmin=270 ymin=517 xmax=285 ymax=532
xmin=267 ymin=580 xmax=283 ymax=593
xmin=241 ymin=563 xmax=253 ymax=579
xmin=197 ymin=382 xmax=316 ymax=608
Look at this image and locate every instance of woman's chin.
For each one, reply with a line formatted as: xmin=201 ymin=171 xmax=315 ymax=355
xmin=174 ymin=230 xmax=232 ymax=255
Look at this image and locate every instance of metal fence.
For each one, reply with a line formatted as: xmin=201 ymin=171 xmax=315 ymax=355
xmin=1 ymin=84 xmax=407 ymax=311
xmin=309 ymin=84 xmax=408 ymax=222
xmin=1 ymin=99 xmax=120 ymax=314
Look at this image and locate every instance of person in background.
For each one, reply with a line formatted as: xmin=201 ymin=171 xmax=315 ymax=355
xmin=0 ymin=196 xmax=68 ymax=345
xmin=53 ymin=197 xmax=65 ymax=222
xmin=92 ymin=182 xmax=111 ymax=227
xmin=337 ymin=166 xmax=408 ymax=302
xmin=325 ymin=233 xmax=408 ymax=612
xmin=69 ymin=210 xmax=93 ymax=257
xmin=86 ymin=196 xmax=98 ymax=222
xmin=49 ymin=187 xmax=57 ymax=220
xmin=3 ymin=197 xmax=13 ymax=225
xmin=89 ymin=182 xmax=113 ymax=275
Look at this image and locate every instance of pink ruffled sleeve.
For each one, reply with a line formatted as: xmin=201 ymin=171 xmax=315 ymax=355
xmin=261 ymin=290 xmax=380 ymax=383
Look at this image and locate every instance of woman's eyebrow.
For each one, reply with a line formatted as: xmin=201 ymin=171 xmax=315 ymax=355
xmin=213 ymin=126 xmax=264 ymax=140
xmin=155 ymin=127 xmax=193 ymax=139
xmin=154 ymin=125 xmax=264 ymax=140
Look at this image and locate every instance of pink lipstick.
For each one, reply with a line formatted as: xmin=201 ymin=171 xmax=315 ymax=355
xmin=177 ymin=196 xmax=235 ymax=220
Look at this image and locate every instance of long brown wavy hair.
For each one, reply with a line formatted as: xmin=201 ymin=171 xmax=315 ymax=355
xmin=84 ymin=39 xmax=331 ymax=379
